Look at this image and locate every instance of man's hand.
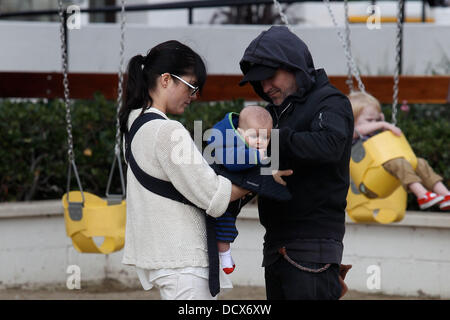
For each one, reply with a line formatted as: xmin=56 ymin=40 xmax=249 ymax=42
xmin=339 ymin=264 xmax=352 ymax=299
xmin=272 ymin=169 xmax=293 ymax=186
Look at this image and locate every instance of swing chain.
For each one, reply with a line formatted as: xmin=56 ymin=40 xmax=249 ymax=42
xmin=106 ymin=0 xmax=127 ymax=200
xmin=115 ymin=0 xmax=126 ymax=155
xmin=323 ymin=0 xmax=365 ymax=93
xmin=58 ymin=0 xmax=74 ymax=162
xmin=392 ymin=0 xmax=404 ymax=126
xmin=344 ymin=0 xmax=354 ymax=92
xmin=59 ymin=0 xmax=85 ymax=204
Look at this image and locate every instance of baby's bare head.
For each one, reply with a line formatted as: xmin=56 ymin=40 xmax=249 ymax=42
xmin=237 ymin=105 xmax=273 ymax=149
xmin=238 ymin=105 xmax=273 ymax=131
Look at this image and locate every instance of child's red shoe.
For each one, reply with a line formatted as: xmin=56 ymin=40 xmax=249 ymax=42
xmin=418 ymin=192 xmax=444 ymax=210
xmin=223 ymin=265 xmax=236 ymax=274
xmin=219 ymin=249 xmax=235 ymax=274
xmin=439 ymin=195 xmax=450 ymax=211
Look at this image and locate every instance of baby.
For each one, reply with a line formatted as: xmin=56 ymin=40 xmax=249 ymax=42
xmin=348 ymin=91 xmax=450 ymax=211
xmin=208 ymin=105 xmax=273 ymax=274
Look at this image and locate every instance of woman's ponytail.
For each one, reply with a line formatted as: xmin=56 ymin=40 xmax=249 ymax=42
xmin=119 ymin=54 xmax=149 ymax=134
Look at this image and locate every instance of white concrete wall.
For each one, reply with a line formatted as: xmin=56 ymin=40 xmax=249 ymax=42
xmin=1 ymin=200 xmax=450 ymax=298
xmin=0 ymin=200 xmax=139 ymax=289
xmin=342 ymin=215 xmax=450 ymax=297
xmin=0 ymin=22 xmax=449 ymax=76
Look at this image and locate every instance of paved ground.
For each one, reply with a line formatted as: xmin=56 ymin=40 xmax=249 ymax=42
xmin=0 ymin=279 xmax=439 ymax=300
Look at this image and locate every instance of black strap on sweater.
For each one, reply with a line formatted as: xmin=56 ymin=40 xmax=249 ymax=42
xmin=125 ymin=113 xmax=195 ymax=206
xmin=125 ymin=112 xmax=220 ymax=297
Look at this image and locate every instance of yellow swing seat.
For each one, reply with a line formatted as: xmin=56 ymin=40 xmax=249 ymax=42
xmin=346 ymin=178 xmax=407 ymax=224
xmin=350 ymin=130 xmax=417 ymax=199
xmin=62 ymin=191 xmax=126 ymax=254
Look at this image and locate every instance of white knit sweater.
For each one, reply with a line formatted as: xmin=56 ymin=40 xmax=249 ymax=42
xmin=121 ymin=108 xmax=232 ymax=270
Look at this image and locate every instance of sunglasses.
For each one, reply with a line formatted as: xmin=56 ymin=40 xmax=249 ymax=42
xmin=170 ymin=74 xmax=199 ymax=96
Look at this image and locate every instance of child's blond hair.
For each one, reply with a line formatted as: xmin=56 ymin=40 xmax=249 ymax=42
xmin=348 ymin=91 xmax=382 ymax=120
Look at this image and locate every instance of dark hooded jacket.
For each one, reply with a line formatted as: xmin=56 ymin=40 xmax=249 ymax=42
xmin=240 ymin=26 xmax=354 ymax=267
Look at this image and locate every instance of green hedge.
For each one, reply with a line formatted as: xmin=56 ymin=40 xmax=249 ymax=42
xmin=0 ymin=94 xmax=120 ymax=201
xmin=0 ymin=95 xmax=245 ymax=202
xmin=1 ymin=95 xmax=448 ymax=211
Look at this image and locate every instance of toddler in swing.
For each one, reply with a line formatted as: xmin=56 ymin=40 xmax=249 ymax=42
xmin=348 ymin=91 xmax=450 ymax=211
xmin=208 ymin=105 xmax=273 ymax=274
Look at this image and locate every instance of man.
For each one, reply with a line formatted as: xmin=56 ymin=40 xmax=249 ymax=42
xmin=239 ymin=26 xmax=354 ymax=300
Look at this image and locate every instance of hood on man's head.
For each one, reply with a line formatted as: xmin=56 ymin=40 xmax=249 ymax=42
xmin=239 ymin=26 xmax=316 ymax=102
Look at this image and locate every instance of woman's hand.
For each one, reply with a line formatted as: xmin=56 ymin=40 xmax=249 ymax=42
xmin=272 ymin=169 xmax=293 ymax=186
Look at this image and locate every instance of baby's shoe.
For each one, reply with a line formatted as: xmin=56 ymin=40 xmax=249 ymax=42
xmin=439 ymin=194 xmax=450 ymax=211
xmin=219 ymin=249 xmax=236 ymax=274
xmin=418 ymin=192 xmax=444 ymax=210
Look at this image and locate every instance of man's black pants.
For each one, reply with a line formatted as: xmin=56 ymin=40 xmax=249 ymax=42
xmin=264 ymin=257 xmax=342 ymax=300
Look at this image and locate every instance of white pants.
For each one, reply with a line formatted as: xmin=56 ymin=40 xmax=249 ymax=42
xmin=153 ymin=273 xmax=218 ymax=300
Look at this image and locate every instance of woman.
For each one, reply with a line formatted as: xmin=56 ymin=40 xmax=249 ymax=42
xmin=119 ymin=40 xmax=248 ymax=300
